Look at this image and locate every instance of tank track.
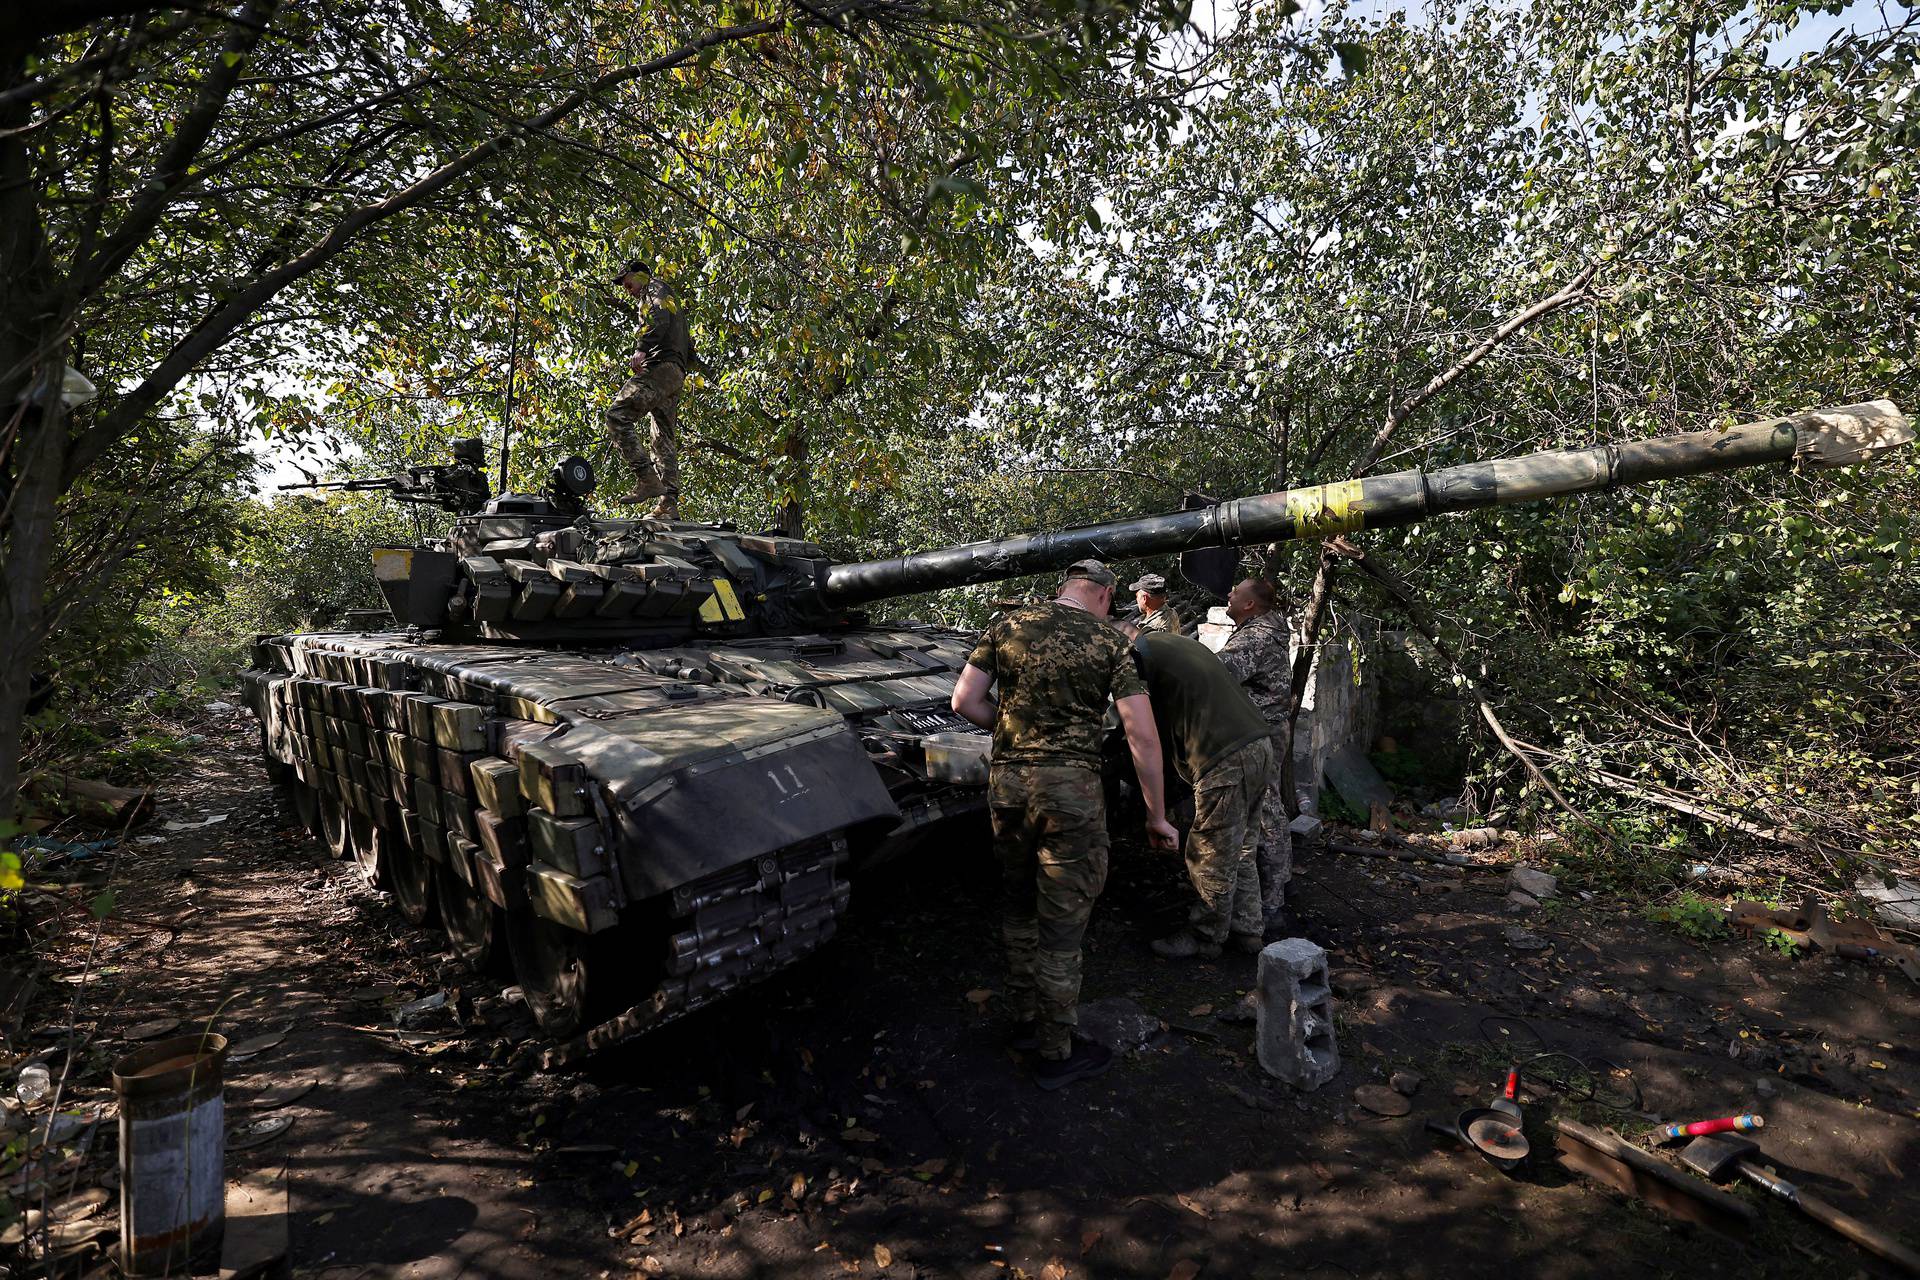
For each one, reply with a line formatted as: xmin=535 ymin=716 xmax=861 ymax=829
xmin=540 ymin=834 xmax=851 ymax=1067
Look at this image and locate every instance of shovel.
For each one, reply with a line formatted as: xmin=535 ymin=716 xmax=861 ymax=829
xmin=1454 ymin=1066 xmax=1530 ymax=1169
xmin=1681 ymin=1135 xmax=1920 ymax=1275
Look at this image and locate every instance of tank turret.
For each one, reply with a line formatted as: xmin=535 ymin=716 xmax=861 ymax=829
xmin=241 ymin=400 xmax=1911 ymax=1061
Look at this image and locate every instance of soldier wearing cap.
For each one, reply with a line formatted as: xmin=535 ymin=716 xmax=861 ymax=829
xmin=952 ymin=559 xmax=1179 ymax=1090
xmin=1113 ymin=619 xmax=1274 ymax=959
xmin=1131 ymin=573 xmax=1182 ymax=634
xmin=1217 ymin=576 xmax=1294 ymax=929
xmin=603 ymin=260 xmax=695 ymax=519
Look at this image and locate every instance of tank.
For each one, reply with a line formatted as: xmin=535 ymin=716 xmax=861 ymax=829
xmin=241 ymin=400 xmax=1911 ymax=1062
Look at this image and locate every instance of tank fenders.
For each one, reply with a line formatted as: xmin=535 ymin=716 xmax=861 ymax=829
xmin=242 ymin=400 xmax=1912 ymax=1061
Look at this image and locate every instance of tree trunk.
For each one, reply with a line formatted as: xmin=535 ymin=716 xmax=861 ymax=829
xmin=0 ymin=36 xmax=69 ymax=825
xmin=778 ymin=423 xmax=808 ymax=539
xmin=1275 ymin=542 xmax=1337 ymax=817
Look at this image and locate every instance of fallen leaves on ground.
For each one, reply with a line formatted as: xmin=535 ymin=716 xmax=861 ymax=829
xmin=873 ymin=1242 xmax=893 ymax=1267
xmin=1175 ymin=1193 xmax=1211 ymax=1220
xmin=1168 ymin=1261 xmax=1202 ymax=1280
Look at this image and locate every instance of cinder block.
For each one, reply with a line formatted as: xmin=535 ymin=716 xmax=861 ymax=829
xmin=1256 ymin=937 xmax=1339 ymax=1090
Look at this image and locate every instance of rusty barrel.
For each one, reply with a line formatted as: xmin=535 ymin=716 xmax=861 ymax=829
xmin=112 ymin=1033 xmax=228 ymax=1274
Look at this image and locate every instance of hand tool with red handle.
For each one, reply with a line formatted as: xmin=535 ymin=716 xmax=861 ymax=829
xmin=1658 ymin=1115 xmax=1764 ymax=1141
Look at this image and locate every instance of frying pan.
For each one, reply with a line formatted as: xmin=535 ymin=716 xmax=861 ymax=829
xmin=1454 ymin=1067 xmax=1530 ymax=1168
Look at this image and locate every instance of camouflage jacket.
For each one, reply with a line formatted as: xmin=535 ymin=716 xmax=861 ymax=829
xmin=966 ymin=600 xmax=1146 ymax=768
xmin=635 ymin=278 xmax=695 ymax=369
xmin=1140 ymin=605 xmax=1182 ymax=635
xmin=1216 ymin=612 xmax=1291 ymax=728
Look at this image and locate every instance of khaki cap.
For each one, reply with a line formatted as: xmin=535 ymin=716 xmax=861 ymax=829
xmin=1061 ymin=559 xmax=1116 ymax=588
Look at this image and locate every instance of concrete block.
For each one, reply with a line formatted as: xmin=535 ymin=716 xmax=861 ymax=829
xmin=1288 ymin=813 xmax=1323 ymax=842
xmin=1256 ymin=937 xmax=1338 ymax=1090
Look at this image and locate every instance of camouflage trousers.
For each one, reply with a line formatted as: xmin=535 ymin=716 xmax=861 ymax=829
xmin=604 ymin=361 xmax=684 ymax=510
xmin=1185 ymin=737 xmax=1273 ymax=943
xmin=989 ymin=762 xmax=1110 ymax=1061
xmin=1255 ymin=731 xmax=1293 ymax=924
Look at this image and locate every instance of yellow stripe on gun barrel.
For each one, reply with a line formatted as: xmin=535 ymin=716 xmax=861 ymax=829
xmin=1286 ymin=480 xmax=1365 ymax=538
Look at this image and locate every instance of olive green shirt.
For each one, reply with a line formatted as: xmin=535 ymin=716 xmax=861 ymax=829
xmin=1140 ymin=604 xmax=1183 ymax=634
xmin=966 ymin=600 xmax=1146 ymax=768
xmin=1131 ymin=631 xmax=1271 ymax=785
xmin=636 ymin=278 xmax=695 ymax=369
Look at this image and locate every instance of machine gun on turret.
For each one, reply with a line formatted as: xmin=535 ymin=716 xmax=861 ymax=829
xmin=280 ymin=436 xmax=492 ymax=516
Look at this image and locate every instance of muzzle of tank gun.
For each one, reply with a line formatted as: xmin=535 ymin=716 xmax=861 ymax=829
xmin=820 ymin=400 xmax=1912 ymax=607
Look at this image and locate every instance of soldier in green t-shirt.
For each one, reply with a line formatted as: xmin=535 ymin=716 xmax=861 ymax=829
xmin=1115 ymin=621 xmax=1276 ymax=959
xmin=952 ymin=559 xmax=1178 ymax=1091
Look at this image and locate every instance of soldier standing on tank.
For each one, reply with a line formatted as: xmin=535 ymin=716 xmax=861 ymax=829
xmin=603 ymin=260 xmax=694 ymax=519
xmin=1217 ymin=576 xmax=1295 ymax=930
xmin=951 ymin=559 xmax=1180 ymax=1091
xmin=1113 ymin=620 xmax=1274 ymax=959
xmin=1130 ymin=573 xmax=1182 ymax=634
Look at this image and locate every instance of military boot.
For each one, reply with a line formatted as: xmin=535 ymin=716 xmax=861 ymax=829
xmin=1227 ymin=931 xmax=1265 ymax=955
xmin=1150 ymin=929 xmax=1222 ymax=960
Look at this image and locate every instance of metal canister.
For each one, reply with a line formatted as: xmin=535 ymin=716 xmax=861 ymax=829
xmin=112 ymin=1033 xmax=227 ymax=1274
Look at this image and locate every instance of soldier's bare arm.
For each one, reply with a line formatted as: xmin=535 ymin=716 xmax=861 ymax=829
xmin=951 ymin=663 xmax=996 ymax=730
xmin=1115 ymin=693 xmax=1179 ymax=851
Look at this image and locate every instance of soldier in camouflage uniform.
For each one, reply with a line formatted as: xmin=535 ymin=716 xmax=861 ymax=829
xmin=1114 ymin=621 xmax=1274 ymax=958
xmin=1130 ymin=573 xmax=1183 ymax=634
xmin=952 ymin=559 xmax=1178 ymax=1091
xmin=604 ymin=260 xmax=695 ymax=519
xmin=1216 ymin=577 xmax=1294 ymax=928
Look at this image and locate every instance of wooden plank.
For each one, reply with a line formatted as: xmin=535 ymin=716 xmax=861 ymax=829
xmin=219 ymin=1163 xmax=288 ymax=1280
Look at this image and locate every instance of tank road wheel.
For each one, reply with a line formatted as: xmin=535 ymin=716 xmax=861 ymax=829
xmin=386 ymin=831 xmax=438 ymax=927
xmin=349 ymin=817 xmax=390 ymax=890
xmin=290 ymin=782 xmax=321 ymax=838
xmin=435 ymin=860 xmax=500 ymax=972
xmin=505 ymin=911 xmax=597 ymax=1040
xmin=317 ymin=792 xmax=352 ymax=860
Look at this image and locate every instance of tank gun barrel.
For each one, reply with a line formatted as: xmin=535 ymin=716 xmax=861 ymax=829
xmin=823 ymin=400 xmax=1912 ymax=605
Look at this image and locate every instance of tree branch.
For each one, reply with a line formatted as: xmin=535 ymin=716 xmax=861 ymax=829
xmin=74 ymin=0 xmax=277 ymax=295
xmin=65 ymin=6 xmax=854 ymax=488
xmin=1357 ymin=259 xmax=1600 ymax=475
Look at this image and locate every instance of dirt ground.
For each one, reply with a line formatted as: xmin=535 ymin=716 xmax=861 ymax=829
xmin=9 ymin=711 xmax=1919 ymax=1278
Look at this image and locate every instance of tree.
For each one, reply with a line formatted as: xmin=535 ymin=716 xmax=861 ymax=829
xmin=887 ymin=0 xmax=1918 ymax=865
xmin=0 ymin=0 xmax=1178 ymax=818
